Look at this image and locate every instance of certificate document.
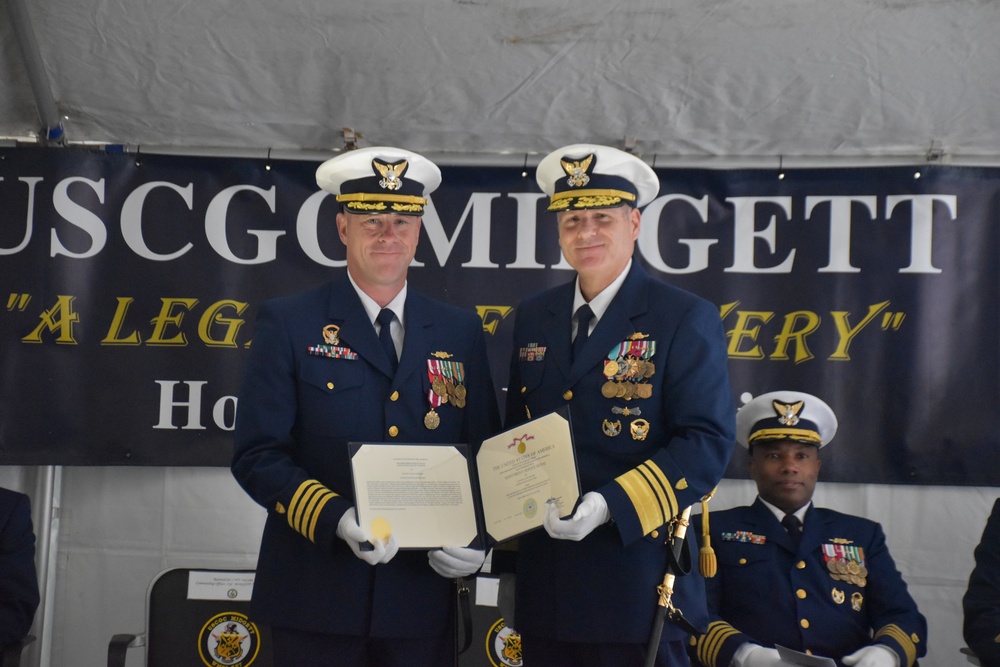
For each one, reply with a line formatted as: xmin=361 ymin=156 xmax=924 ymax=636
xmin=349 ymin=442 xmax=480 ymax=549
xmin=476 ymin=410 xmax=580 ymax=543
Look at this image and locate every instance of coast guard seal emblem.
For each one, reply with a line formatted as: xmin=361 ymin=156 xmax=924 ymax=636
xmin=486 ymin=618 xmax=523 ymax=667
xmin=198 ymin=612 xmax=261 ymax=667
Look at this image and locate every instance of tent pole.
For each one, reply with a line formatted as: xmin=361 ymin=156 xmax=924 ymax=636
xmin=5 ymin=0 xmax=64 ymax=144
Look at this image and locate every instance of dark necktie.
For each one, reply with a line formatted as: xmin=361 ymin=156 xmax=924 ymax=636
xmin=782 ymin=513 xmax=803 ymax=545
xmin=376 ymin=308 xmax=398 ymax=373
xmin=572 ymin=305 xmax=594 ymax=362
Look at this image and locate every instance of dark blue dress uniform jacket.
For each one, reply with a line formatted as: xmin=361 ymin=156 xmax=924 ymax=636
xmin=504 ymin=260 xmax=736 ymax=646
xmin=232 ymin=274 xmax=500 ymax=638
xmin=694 ymin=499 xmax=926 ymax=667
xmin=0 ymin=487 xmax=39 ymax=651
xmin=964 ymin=498 xmax=1000 ymax=667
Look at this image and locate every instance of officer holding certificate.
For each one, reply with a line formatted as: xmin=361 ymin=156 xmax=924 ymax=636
xmin=504 ymin=143 xmax=736 ymax=666
xmin=232 ymin=147 xmax=500 ymax=666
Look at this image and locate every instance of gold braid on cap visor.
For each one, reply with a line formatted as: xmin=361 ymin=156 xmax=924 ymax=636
xmin=747 ymin=428 xmax=822 ymax=445
xmin=547 ymin=188 xmax=636 ymax=211
xmin=336 ymin=192 xmax=428 ymax=205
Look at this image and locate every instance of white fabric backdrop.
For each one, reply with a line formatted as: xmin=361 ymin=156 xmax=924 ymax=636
xmin=0 ymin=466 xmax=993 ymax=666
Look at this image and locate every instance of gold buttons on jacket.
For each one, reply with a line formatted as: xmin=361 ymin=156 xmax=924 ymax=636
xmin=796 ymin=589 xmax=807 ymax=599
xmin=651 ymin=530 xmax=659 ymax=539
xmin=739 ymin=558 xmax=747 ymax=565
xmin=563 ymin=390 xmax=573 ymax=400
xmin=521 ymin=386 xmax=527 ymax=394
xmin=796 ymin=561 xmax=807 ymax=569
xmin=800 ymin=619 xmax=810 ymax=629
xmin=326 ymin=382 xmax=334 ymax=390
xmin=390 ymin=391 xmax=399 ymax=401
xmin=388 ymin=426 xmax=399 ymax=437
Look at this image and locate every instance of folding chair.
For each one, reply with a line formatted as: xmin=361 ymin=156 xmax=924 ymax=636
xmin=107 ymin=568 xmax=273 ymax=667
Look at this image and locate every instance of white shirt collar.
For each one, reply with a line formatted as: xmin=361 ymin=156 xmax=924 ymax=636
xmin=571 ymin=258 xmax=632 ymax=334
xmin=347 ymin=271 xmax=407 ymax=328
xmin=759 ymin=496 xmax=811 ymax=524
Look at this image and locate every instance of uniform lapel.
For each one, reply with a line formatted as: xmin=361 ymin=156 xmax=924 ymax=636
xmin=399 ymin=292 xmax=434 ymax=386
xmin=325 ymin=274 xmax=396 ymax=378
xmin=539 ymin=282 xmax=574 ymax=381
xmin=568 ymin=260 xmax=650 ymax=386
xmin=750 ymin=497 xmax=798 ymax=554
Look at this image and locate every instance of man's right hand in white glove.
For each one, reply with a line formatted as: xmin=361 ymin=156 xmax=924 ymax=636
xmin=336 ymin=507 xmax=398 ymax=565
xmin=737 ymin=644 xmax=786 ymax=667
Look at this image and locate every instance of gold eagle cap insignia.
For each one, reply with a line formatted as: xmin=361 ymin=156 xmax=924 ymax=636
xmin=560 ymin=154 xmax=594 ymax=188
xmin=627 ymin=332 xmax=650 ymax=340
xmin=432 ymin=351 xmax=453 ymax=359
xmin=773 ymin=400 xmax=804 ymax=426
xmin=373 ymin=158 xmax=407 ymax=191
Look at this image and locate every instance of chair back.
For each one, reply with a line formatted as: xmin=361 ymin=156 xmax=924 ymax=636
xmin=144 ymin=568 xmax=273 ymax=667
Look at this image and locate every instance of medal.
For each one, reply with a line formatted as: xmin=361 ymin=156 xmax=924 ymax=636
xmin=851 ymin=592 xmax=863 ymax=611
xmin=832 ymin=588 xmax=845 ymax=604
xmin=601 ymin=381 xmax=618 ymax=398
xmin=424 ymin=409 xmax=441 ymax=430
xmin=604 ymin=360 xmax=620 ymax=377
xmin=630 ymin=419 xmax=650 ymax=441
xmin=602 ymin=419 xmax=622 ymax=437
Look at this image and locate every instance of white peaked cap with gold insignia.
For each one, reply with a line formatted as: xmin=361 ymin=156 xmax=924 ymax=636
xmin=736 ymin=390 xmax=839 ymax=449
xmin=316 ymin=146 xmax=442 ymax=215
xmin=536 ymin=143 xmax=659 ymax=212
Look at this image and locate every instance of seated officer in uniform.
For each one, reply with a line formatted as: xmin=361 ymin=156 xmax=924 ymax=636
xmin=505 ymin=144 xmax=735 ymax=666
xmin=232 ymin=147 xmax=501 ymax=666
xmin=963 ymin=498 xmax=1000 ymax=666
xmin=693 ymin=391 xmax=926 ymax=667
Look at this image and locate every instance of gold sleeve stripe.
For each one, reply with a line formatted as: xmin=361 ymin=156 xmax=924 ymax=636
xmin=287 ymin=479 xmax=339 ymax=542
xmin=614 ymin=460 xmax=679 ymax=535
xmin=641 ymin=461 xmax=678 ymax=520
xmin=696 ymin=620 xmax=740 ymax=667
xmin=875 ymin=624 xmax=917 ymax=667
xmin=636 ymin=465 xmax=670 ymax=524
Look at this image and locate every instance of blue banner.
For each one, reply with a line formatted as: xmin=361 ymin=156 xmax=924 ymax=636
xmin=1 ymin=147 xmax=995 ymax=485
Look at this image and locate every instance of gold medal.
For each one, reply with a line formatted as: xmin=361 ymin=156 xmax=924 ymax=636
xmin=832 ymin=588 xmax=845 ymax=605
xmin=432 ymin=378 xmax=448 ymax=397
xmin=424 ymin=409 xmax=441 ymax=429
xmin=851 ymin=592 xmax=863 ymax=611
xmin=622 ymin=383 xmax=635 ymax=400
xmin=604 ymin=360 xmax=620 ymax=377
xmin=846 ymin=561 xmax=860 ymax=575
xmin=452 ymin=395 xmax=466 ymax=409
xmin=602 ymin=419 xmax=622 ymax=437
xmin=453 ymin=383 xmax=467 ymax=400
xmin=630 ymin=418 xmax=650 ymax=441
xmin=642 ymin=361 xmax=656 ymax=378
xmin=858 ymin=565 xmax=868 ymax=578
xmin=636 ymin=383 xmax=652 ymax=399
xmin=602 ymin=381 xmax=618 ymax=398
xmin=615 ymin=384 xmax=627 ymax=398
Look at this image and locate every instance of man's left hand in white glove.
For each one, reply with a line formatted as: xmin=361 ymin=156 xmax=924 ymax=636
xmin=428 ymin=546 xmax=486 ymax=578
xmin=842 ymin=645 xmax=899 ymax=667
xmin=543 ymin=491 xmax=610 ymax=541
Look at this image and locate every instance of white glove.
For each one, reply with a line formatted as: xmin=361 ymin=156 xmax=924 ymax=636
xmin=842 ymin=645 xmax=899 ymax=667
xmin=428 ymin=546 xmax=486 ymax=578
xmin=336 ymin=507 xmax=399 ymax=565
xmin=543 ymin=492 xmax=610 ymax=541
xmin=739 ymin=644 xmax=785 ymax=667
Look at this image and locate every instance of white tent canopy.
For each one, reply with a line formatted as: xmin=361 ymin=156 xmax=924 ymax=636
xmin=2 ymin=1 xmax=999 ymax=666
xmin=3 ymin=0 xmax=1000 ymax=163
